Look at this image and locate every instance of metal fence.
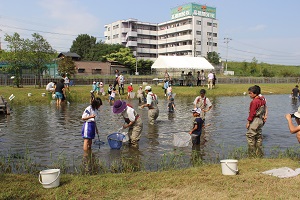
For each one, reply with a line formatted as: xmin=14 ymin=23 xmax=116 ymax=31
xmin=0 ymin=74 xmax=299 ymax=86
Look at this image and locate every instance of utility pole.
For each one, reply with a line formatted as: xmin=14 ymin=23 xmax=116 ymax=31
xmin=194 ymin=38 xmax=197 ymax=57
xmin=224 ymin=37 xmax=232 ymax=73
xmin=0 ymin=29 xmax=2 ymax=50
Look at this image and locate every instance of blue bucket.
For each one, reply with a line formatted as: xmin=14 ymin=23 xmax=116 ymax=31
xmin=107 ymin=133 xmax=125 ymax=149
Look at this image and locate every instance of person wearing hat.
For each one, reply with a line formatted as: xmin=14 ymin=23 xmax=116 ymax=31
xmin=189 ymin=108 xmax=204 ymax=145
xmin=193 ymin=89 xmax=212 ymax=120
xmin=113 ymin=100 xmax=143 ymax=147
xmin=285 ymin=107 xmax=300 ymax=143
xmin=246 ymin=85 xmax=267 ymax=157
xmin=141 ymin=86 xmax=159 ymax=125
xmin=127 ymin=83 xmax=133 ymax=99
xmin=136 ymin=86 xmax=144 ymax=103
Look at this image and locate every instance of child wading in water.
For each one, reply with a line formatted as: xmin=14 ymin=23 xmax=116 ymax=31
xmin=168 ymin=97 xmax=176 ymax=112
xmin=189 ymin=108 xmax=204 ymax=145
xmin=81 ymin=97 xmax=102 ymax=151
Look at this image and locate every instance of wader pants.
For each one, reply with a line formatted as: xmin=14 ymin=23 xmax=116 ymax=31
xmin=246 ymin=117 xmax=264 ymax=157
xmin=128 ymin=117 xmax=143 ymax=146
xmin=148 ymin=108 xmax=159 ymax=125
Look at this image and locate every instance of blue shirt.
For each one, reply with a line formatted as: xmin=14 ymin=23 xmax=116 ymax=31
xmin=192 ymin=117 xmax=204 ymax=136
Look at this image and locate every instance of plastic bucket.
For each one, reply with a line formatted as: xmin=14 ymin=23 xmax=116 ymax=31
xmin=220 ymin=159 xmax=238 ymax=175
xmin=39 ymin=169 xmax=60 ymax=188
xmin=129 ymin=92 xmax=135 ymax=99
xmin=173 ymin=133 xmax=191 ymax=147
xmin=107 ymin=133 xmax=125 ymax=149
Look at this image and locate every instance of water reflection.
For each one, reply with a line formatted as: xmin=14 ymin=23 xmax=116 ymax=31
xmin=0 ymin=94 xmax=300 ymax=172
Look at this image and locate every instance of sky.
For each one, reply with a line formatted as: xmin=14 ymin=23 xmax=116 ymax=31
xmin=0 ymin=0 xmax=300 ymax=66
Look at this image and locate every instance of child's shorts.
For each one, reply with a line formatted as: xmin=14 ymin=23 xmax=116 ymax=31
xmin=81 ymin=122 xmax=96 ymax=139
xmin=109 ymin=96 xmax=115 ymax=101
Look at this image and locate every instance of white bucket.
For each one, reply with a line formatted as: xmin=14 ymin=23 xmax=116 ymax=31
xmin=39 ymin=169 xmax=61 ymax=188
xmin=129 ymin=92 xmax=135 ymax=99
xmin=28 ymin=93 xmax=32 ymax=97
xmin=173 ymin=133 xmax=191 ymax=147
xmin=220 ymin=159 xmax=238 ymax=175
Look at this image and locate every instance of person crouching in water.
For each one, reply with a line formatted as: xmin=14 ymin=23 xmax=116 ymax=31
xmin=141 ymin=86 xmax=159 ymax=125
xmin=113 ymin=100 xmax=143 ymax=147
xmin=246 ymin=85 xmax=266 ymax=157
xmin=189 ymin=108 xmax=204 ymax=145
xmin=81 ymin=97 xmax=102 ymax=151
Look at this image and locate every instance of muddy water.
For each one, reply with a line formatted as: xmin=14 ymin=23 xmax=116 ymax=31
xmin=0 ymin=94 xmax=299 ymax=171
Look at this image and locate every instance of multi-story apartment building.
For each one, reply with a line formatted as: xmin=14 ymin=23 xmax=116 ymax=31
xmin=104 ymin=3 xmax=218 ymax=61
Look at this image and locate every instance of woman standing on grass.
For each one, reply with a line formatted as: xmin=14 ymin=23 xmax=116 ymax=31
xmin=81 ymin=97 xmax=102 ymax=151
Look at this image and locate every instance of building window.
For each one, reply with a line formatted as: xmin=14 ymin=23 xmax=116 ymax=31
xmin=213 ymin=23 xmax=218 ymax=28
xmin=196 ymin=20 xmax=201 ymax=25
xmin=78 ymin=68 xmax=85 ymax=73
xmin=207 ymin=22 xmax=212 ymax=26
xmin=92 ymin=69 xmax=102 ymax=74
xmin=213 ymin=43 xmax=217 ymax=47
xmin=108 ymin=27 xmax=110 ymax=31
xmin=196 ymin=31 xmax=201 ymax=35
xmin=207 ymin=32 xmax=212 ymax=36
xmin=213 ymin=33 xmax=217 ymax=37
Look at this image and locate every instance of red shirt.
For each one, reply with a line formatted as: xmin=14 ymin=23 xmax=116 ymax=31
xmin=127 ymin=85 xmax=133 ymax=92
xmin=247 ymin=96 xmax=266 ymax=122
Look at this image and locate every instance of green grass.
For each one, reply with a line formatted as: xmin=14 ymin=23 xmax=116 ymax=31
xmin=0 ymin=83 xmax=293 ymax=105
xmin=1 ymin=158 xmax=300 ymax=199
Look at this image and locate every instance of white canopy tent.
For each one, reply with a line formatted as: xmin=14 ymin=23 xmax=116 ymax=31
xmin=151 ymin=56 xmax=214 ymax=70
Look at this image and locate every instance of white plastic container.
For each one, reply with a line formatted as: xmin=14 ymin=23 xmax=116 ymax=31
xmin=121 ymin=132 xmax=129 ymax=142
xmin=129 ymin=92 xmax=135 ymax=99
xmin=41 ymin=93 xmax=46 ymax=97
xmin=39 ymin=169 xmax=61 ymax=188
xmin=28 ymin=93 xmax=32 ymax=97
xmin=220 ymin=159 xmax=238 ymax=175
xmin=173 ymin=133 xmax=191 ymax=147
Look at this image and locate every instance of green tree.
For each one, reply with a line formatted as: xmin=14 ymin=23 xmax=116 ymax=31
xmin=250 ymin=57 xmax=258 ymax=75
xmin=28 ymin=33 xmax=55 ymax=88
xmin=207 ymin=51 xmax=221 ymax=65
xmin=70 ymin=34 xmax=96 ymax=60
xmin=86 ymin=42 xmax=124 ymax=62
xmin=0 ymin=33 xmax=28 ymax=87
xmin=104 ymin=48 xmax=135 ymax=67
xmin=57 ymin=57 xmax=76 ymax=77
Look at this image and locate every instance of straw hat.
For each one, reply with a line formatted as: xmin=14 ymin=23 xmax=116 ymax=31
xmin=113 ymin=100 xmax=127 ymax=114
xmin=294 ymin=107 xmax=300 ymax=118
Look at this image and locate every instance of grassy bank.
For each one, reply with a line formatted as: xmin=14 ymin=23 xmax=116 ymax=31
xmin=0 ymin=83 xmax=293 ymax=105
xmin=1 ymin=158 xmax=300 ymax=199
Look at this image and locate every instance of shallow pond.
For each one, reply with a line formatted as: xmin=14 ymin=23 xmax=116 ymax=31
xmin=0 ymin=93 xmax=299 ymax=172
